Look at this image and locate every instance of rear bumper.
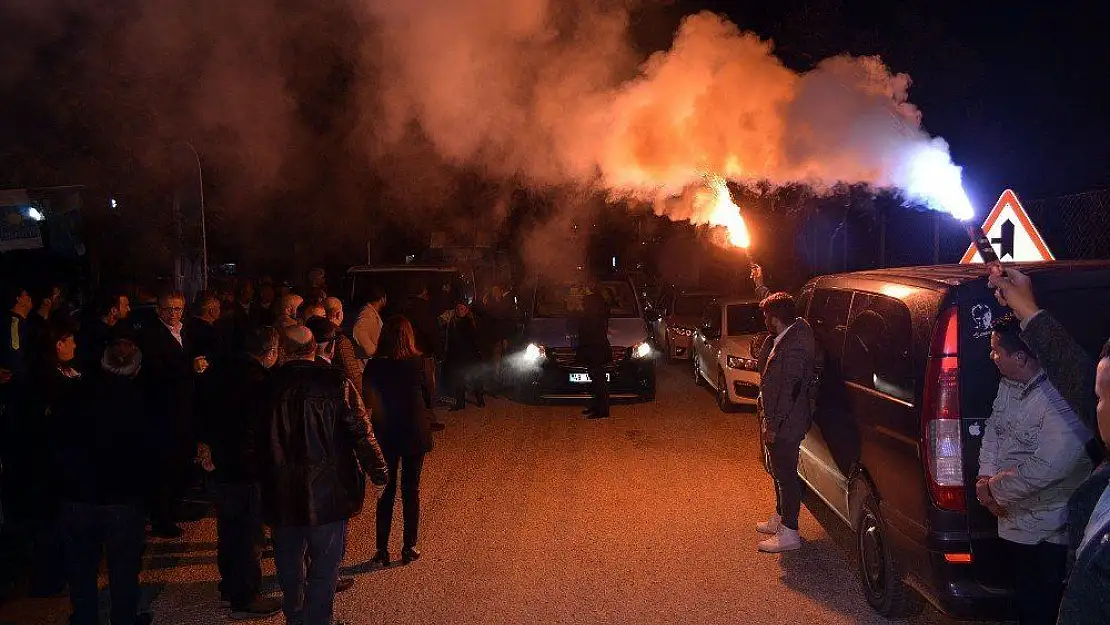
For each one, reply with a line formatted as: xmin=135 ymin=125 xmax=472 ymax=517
xmin=885 ymin=517 xmax=1014 ymax=620
xmin=523 ymin=358 xmax=656 ymax=401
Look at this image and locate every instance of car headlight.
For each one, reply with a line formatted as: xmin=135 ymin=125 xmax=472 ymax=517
xmin=632 ymin=341 xmax=653 ymax=359
xmin=727 ymin=355 xmax=759 ymax=371
xmin=523 ymin=343 xmax=546 ymax=363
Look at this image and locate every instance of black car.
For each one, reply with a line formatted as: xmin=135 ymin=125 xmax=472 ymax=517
xmin=788 ymin=261 xmax=1110 ymax=620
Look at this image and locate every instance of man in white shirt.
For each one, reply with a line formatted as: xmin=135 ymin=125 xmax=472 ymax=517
xmin=989 ymin=267 xmax=1108 ymax=625
xmin=353 ymin=286 xmax=387 ymax=361
xmin=976 ymin=314 xmax=1091 ymax=624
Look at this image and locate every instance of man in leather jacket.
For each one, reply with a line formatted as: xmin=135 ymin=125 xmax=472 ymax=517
xmin=259 ymin=325 xmax=387 ymax=625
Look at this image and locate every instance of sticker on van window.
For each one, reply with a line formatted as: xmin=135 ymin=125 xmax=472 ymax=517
xmin=970 ymin=304 xmax=994 ymax=339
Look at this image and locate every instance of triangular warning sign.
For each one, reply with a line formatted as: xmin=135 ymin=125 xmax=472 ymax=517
xmin=960 ymin=189 xmax=1054 ymax=264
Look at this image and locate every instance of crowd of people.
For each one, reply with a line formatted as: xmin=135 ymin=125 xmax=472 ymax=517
xmin=0 ymin=270 xmax=515 ymax=625
xmin=751 ymin=265 xmax=1110 ymax=625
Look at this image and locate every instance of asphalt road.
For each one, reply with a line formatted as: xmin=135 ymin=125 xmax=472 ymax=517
xmin=0 ymin=361 xmax=998 ymax=625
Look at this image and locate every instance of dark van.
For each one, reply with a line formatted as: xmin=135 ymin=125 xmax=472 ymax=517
xmin=791 ymin=262 xmax=1110 ymax=620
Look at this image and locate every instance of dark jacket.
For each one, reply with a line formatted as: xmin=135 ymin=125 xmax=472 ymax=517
xmin=404 ymin=296 xmax=442 ymax=358
xmin=187 ymin=317 xmax=226 ymax=365
xmin=576 ymin=292 xmax=611 ymax=367
xmin=56 ymin=368 xmax=151 ymax=506
xmin=757 ymin=318 xmax=816 ymax=442
xmin=77 ymin=317 xmax=118 ymax=370
xmin=204 ymin=355 xmax=268 ymax=483
xmin=1059 ymin=463 xmax=1110 ymax=624
xmin=0 ymin=310 xmax=28 ymax=381
xmin=364 ymin=357 xmax=435 ymax=457
xmin=259 ymin=359 xmax=387 ymax=527
xmin=443 ymin=312 xmax=481 ymax=367
xmin=17 ymin=363 xmax=84 ymax=514
xmin=134 ymin=319 xmax=195 ymax=436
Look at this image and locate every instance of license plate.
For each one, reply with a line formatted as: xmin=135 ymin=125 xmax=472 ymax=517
xmin=569 ymin=373 xmax=610 ymax=383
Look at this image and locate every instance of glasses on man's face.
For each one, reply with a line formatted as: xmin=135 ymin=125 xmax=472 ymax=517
xmin=161 ymin=307 xmax=185 ymax=314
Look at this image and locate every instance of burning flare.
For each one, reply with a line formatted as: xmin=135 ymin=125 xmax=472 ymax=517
xmin=695 ymin=175 xmax=751 ymax=248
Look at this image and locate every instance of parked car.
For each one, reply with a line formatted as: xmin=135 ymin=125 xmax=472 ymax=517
xmin=513 ymin=274 xmax=656 ymax=403
xmin=690 ymin=297 xmax=767 ymax=411
xmin=788 ymin=261 xmax=1110 ymax=620
xmin=649 ymin=288 xmax=722 ymax=360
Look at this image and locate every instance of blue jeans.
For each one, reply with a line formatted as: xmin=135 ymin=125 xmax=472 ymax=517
xmin=60 ymin=502 xmax=146 ymax=625
xmin=273 ymin=520 xmax=348 ymax=625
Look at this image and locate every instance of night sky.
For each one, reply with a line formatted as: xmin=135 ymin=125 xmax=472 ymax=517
xmin=682 ymin=0 xmax=1110 ymax=210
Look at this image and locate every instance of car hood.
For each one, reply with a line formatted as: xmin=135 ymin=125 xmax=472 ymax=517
xmin=721 ymin=333 xmax=766 ymax=358
xmin=526 ymin=317 xmax=648 ymax=348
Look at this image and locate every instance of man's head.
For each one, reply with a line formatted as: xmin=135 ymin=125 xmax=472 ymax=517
xmin=237 ymin=279 xmax=255 ymax=304
xmin=280 ymin=294 xmax=303 ymax=318
xmin=197 ymin=292 xmax=222 ymax=323
xmin=98 ymin=291 xmax=130 ymax=325
xmin=759 ymin=292 xmax=796 ymax=336
xmin=157 ymin=290 xmax=186 ymax=328
xmin=7 ymin=285 xmax=31 ymax=318
xmin=244 ymin=325 xmax=281 ymax=369
xmin=35 ymin=284 xmax=63 ymax=316
xmin=49 ymin=324 xmax=77 ymax=364
xmin=367 ymin=285 xmax=387 ymax=310
xmin=302 ymin=304 xmax=326 ymax=320
xmin=259 ymin=282 xmax=276 ymax=305
xmin=308 ymin=267 xmax=326 ymax=289
xmin=281 ymin=325 xmax=316 ymax=362
xmin=990 ymin=314 xmax=1039 ymax=382
xmin=455 ymin=300 xmax=471 ymax=318
xmin=1096 ymin=341 xmax=1110 ymax=448
xmin=324 ymin=297 xmax=344 ymax=325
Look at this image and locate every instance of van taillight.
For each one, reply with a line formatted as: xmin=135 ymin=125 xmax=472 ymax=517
xmin=922 ymin=306 xmax=965 ymax=512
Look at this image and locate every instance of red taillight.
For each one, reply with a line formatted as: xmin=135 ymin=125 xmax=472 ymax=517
xmin=922 ymin=306 xmax=965 ymax=512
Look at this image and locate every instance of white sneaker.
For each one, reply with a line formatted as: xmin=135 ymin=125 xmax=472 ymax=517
xmin=758 ymin=528 xmax=801 ymax=553
xmin=756 ymin=513 xmax=782 ymax=535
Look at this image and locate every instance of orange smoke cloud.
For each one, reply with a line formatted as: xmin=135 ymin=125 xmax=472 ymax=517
xmin=359 ymin=4 xmax=969 ymax=222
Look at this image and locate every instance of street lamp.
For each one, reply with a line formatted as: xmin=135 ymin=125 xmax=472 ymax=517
xmin=178 ymin=141 xmax=209 ymax=291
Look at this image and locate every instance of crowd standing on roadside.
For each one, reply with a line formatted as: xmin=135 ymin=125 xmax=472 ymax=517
xmin=0 ymin=268 xmax=516 ymax=624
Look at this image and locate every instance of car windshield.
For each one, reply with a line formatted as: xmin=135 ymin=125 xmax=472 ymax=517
xmin=727 ymin=303 xmax=764 ymax=336
xmin=674 ymin=294 xmax=716 ymax=316
xmin=535 ymin=280 xmax=639 ymax=317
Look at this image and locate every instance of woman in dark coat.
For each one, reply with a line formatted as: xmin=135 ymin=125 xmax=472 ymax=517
xmin=363 ymin=316 xmax=434 ymax=566
xmin=441 ymin=300 xmax=484 ymax=411
xmin=21 ymin=323 xmax=84 ymax=596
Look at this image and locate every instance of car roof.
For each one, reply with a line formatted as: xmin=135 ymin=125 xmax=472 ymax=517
xmin=347 ymin=265 xmax=460 ymax=274
xmin=806 ymin=261 xmax=1110 ymax=292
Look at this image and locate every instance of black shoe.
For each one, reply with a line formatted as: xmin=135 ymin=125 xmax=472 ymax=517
xmin=581 ymin=408 xmax=595 ymax=416
xmin=336 ymin=577 xmax=355 ymax=593
xmin=370 ymin=549 xmax=391 ymax=567
xmin=587 ymin=412 xmax=610 ymax=419
xmin=401 ymin=546 xmax=421 ymax=564
xmin=430 ymin=422 xmax=446 ymax=432
xmin=230 ymin=596 xmax=282 ymax=620
xmin=149 ymin=523 xmax=184 ymax=539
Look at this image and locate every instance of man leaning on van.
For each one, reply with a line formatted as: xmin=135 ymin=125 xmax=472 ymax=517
xmin=976 ymin=314 xmax=1093 ymax=625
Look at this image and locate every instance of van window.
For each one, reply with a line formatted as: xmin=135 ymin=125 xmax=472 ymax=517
xmin=703 ymin=303 xmax=722 ymax=337
xmin=808 ymin=288 xmax=852 ymax=362
xmin=843 ymin=293 xmax=914 ymax=402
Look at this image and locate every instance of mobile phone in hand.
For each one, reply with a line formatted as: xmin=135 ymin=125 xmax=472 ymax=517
xmin=968 ymin=225 xmax=1003 ymax=278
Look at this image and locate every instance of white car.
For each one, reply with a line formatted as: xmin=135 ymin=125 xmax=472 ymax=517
xmin=648 ymin=288 xmax=721 ymax=360
xmin=691 ymin=298 xmax=769 ymax=412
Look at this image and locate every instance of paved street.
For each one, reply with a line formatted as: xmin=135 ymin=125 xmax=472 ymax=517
xmin=0 ymin=362 xmax=989 ymax=625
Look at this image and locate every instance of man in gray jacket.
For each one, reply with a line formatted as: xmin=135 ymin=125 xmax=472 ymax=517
xmin=753 ymin=289 xmax=815 ymax=553
xmin=976 ymin=314 xmax=1092 ymax=624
